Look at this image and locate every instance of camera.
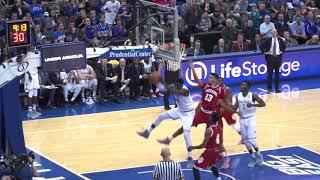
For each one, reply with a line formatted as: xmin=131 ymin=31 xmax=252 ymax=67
xmin=0 ymin=152 xmax=35 ymax=178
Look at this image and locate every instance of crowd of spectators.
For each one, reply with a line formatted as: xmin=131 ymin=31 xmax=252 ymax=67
xmin=178 ymin=0 xmax=320 ymax=55
xmin=0 ymin=0 xmax=130 ymax=49
xmin=1 ymin=0 xmax=320 ymax=118
xmin=0 ymin=0 xmax=165 ymax=118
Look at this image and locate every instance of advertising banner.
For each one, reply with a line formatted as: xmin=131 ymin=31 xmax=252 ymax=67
xmin=99 ymin=46 xmax=152 ymax=59
xmin=41 ymin=42 xmax=86 ymax=72
xmin=182 ymin=49 xmax=320 ymax=88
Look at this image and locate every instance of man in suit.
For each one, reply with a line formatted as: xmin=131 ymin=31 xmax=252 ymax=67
xmin=212 ymin=38 xmax=230 ymax=54
xmin=231 ymin=33 xmax=249 ymax=52
xmin=46 ymin=72 xmax=64 ymax=108
xmin=187 ymin=39 xmax=206 ymax=57
xmin=115 ymin=58 xmax=130 ymax=96
xmin=260 ymin=29 xmax=286 ymax=93
xmin=249 ymin=33 xmax=262 ymax=51
xmin=94 ymin=59 xmax=119 ymax=103
xmin=128 ymin=58 xmax=144 ymax=99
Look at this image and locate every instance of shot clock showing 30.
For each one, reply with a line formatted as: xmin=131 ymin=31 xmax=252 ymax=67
xmin=6 ymin=20 xmax=31 ymax=48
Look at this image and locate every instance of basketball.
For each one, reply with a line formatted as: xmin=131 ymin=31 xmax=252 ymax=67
xmin=150 ymin=71 xmax=162 ymax=85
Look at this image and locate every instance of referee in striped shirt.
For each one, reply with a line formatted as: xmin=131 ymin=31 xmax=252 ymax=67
xmin=153 ymin=147 xmax=184 ymax=180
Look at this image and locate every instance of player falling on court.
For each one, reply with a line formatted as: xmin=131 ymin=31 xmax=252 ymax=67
xmin=188 ymin=112 xmax=225 ymax=180
xmin=157 ymin=61 xmax=234 ymax=168
xmin=233 ymin=81 xmax=266 ymax=167
xmin=194 ymin=77 xmax=242 ymax=142
xmin=136 ymin=77 xmax=195 ymax=166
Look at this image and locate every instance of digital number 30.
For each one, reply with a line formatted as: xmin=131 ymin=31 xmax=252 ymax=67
xmin=13 ymin=32 xmax=25 ymax=43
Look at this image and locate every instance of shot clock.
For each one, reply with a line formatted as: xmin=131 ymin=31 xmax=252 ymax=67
xmin=6 ymin=20 xmax=31 ymax=48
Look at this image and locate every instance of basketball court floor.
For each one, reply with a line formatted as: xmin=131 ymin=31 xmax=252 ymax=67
xmin=22 ymin=77 xmax=320 ymax=179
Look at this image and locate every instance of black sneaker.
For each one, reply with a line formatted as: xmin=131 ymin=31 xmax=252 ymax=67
xmin=164 ymin=106 xmax=171 ymax=110
xmin=137 ymin=130 xmax=150 ymax=139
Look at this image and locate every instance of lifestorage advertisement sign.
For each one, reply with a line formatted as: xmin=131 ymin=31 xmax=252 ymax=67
xmin=182 ymin=49 xmax=320 ymax=88
xmin=41 ymin=42 xmax=86 ymax=72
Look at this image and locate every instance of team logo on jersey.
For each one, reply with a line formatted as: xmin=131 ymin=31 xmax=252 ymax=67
xmin=185 ymin=61 xmax=208 ymax=86
xmin=264 ymin=154 xmax=320 ymax=175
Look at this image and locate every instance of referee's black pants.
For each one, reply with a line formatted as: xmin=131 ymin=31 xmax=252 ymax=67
xmin=266 ymin=54 xmax=282 ymax=91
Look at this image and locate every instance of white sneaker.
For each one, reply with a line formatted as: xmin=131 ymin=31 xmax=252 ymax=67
xmin=28 ymin=111 xmax=39 ymax=119
xmin=71 ymin=97 xmax=76 ymax=102
xmin=65 ymin=98 xmax=69 ymax=102
xmin=216 ymin=177 xmax=222 ymax=180
xmin=186 ymin=157 xmax=193 ymax=168
xmin=85 ymin=97 xmax=95 ymax=105
xmin=33 ymin=110 xmax=42 ymax=117
xmin=27 ymin=111 xmax=35 ymax=118
xmin=248 ymin=157 xmax=257 ymax=168
xmin=256 ymin=154 xmax=264 ymax=166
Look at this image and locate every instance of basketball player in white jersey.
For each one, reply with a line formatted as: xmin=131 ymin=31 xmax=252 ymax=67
xmin=76 ymin=64 xmax=98 ymax=102
xmin=24 ymin=67 xmax=41 ymax=118
xmin=233 ymin=81 xmax=266 ymax=167
xmin=137 ymin=78 xmax=195 ymax=165
xmin=141 ymin=58 xmax=153 ymax=97
xmin=60 ymin=70 xmax=81 ymax=102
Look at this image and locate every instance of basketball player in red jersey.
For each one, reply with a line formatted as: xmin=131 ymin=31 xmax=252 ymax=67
xmin=217 ymin=77 xmax=240 ymax=134
xmin=188 ymin=112 xmax=227 ymax=180
xmin=157 ymin=61 xmax=234 ymax=166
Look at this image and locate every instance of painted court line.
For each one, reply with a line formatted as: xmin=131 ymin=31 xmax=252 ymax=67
xmin=257 ymin=88 xmax=268 ymax=92
xmin=298 ymin=145 xmax=320 ymax=155
xmin=33 ymin=177 xmax=65 ymax=180
xmin=23 ymin=104 xmax=169 ymax=123
xmin=24 ymin=87 xmax=320 ymax=123
xmin=26 ymin=145 xmax=90 ymax=180
xmin=24 ymin=122 xmax=147 ymax=135
xmin=293 ymin=154 xmax=320 ymax=168
xmin=137 ymin=169 xmax=237 ymax=180
xmin=81 ymin=145 xmax=301 ymax=174
xmin=256 ymin=123 xmax=320 ymax=131
xmin=37 ymin=169 xmax=51 ymax=173
xmin=25 ymin=120 xmax=320 ymax=135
